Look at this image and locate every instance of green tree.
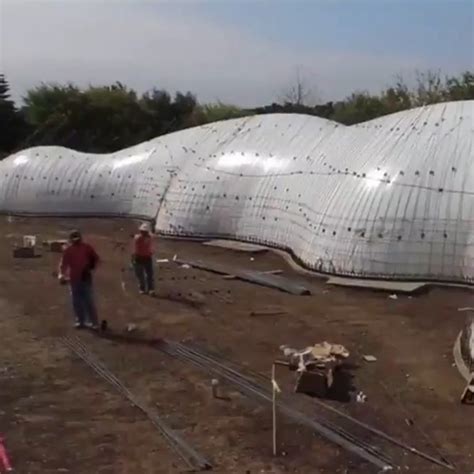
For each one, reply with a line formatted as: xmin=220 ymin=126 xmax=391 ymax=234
xmin=412 ymin=70 xmax=445 ymax=106
xmin=13 ymin=69 xmax=474 ymax=154
xmin=140 ymin=89 xmax=174 ymax=137
xmin=381 ymin=75 xmax=412 ymax=113
xmin=23 ymin=82 xmax=147 ymax=152
xmin=22 ymin=83 xmax=202 ymax=152
xmin=444 ymin=71 xmax=474 ymax=101
xmin=197 ymin=102 xmax=245 ymax=124
xmin=332 ymin=92 xmax=388 ymax=125
xmin=139 ymin=89 xmax=199 ymax=137
xmin=83 ymin=83 xmax=147 ymax=151
xmin=0 ymin=74 xmax=27 ymax=154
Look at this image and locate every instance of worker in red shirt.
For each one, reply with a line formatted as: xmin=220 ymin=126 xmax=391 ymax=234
xmin=58 ymin=230 xmax=100 ymax=329
xmin=132 ymin=223 xmax=155 ymax=296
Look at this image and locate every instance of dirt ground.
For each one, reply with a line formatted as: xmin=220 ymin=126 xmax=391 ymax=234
xmin=0 ymin=216 xmax=473 ymax=474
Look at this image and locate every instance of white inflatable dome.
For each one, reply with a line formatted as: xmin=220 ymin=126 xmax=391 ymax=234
xmin=0 ymin=100 xmax=473 ymax=284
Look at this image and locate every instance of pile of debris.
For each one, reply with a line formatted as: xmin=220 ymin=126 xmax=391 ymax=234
xmin=280 ymin=341 xmax=349 ymax=370
xmin=278 ymin=342 xmax=350 ymax=397
xmin=12 ymin=235 xmax=38 ymax=258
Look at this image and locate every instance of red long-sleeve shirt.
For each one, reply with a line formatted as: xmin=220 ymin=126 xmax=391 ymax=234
xmin=133 ymin=234 xmax=153 ymax=258
xmin=59 ymin=242 xmax=99 ymax=282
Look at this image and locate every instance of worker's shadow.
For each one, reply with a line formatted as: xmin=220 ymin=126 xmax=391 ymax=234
xmin=96 ymin=329 xmax=161 ymax=347
xmin=325 ymin=362 xmax=358 ymax=403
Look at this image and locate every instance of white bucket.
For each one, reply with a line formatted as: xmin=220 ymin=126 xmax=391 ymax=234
xmin=23 ymin=235 xmax=37 ymax=247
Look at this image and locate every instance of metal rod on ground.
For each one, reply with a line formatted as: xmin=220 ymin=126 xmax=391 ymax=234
xmin=63 ymin=338 xmax=189 ymax=460
xmin=182 ymin=345 xmax=391 ymax=464
xmin=68 ymin=337 xmax=212 ymax=471
xmin=167 ymin=342 xmax=391 ymax=464
xmin=157 ymin=340 xmax=393 ymax=471
xmin=272 ymin=363 xmax=277 ymax=456
xmin=378 ymin=381 xmax=454 ymax=470
xmin=191 ymin=341 xmax=453 ymax=471
xmin=63 ymin=337 xmax=212 ymax=471
xmin=167 ymin=342 xmax=392 ymax=464
xmin=68 ymin=338 xmax=212 ymax=471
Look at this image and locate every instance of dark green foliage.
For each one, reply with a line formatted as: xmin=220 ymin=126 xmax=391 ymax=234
xmin=196 ymin=102 xmax=246 ymax=123
xmin=252 ymin=102 xmax=334 ymax=119
xmin=0 ymin=74 xmax=28 ymax=155
xmin=20 ymin=83 xmax=200 ymax=152
xmin=0 ymin=69 xmax=473 ymax=156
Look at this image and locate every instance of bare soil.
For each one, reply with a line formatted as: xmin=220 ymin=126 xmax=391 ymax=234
xmin=0 ymin=217 xmax=473 ymax=473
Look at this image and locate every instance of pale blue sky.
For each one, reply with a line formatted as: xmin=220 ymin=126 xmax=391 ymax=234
xmin=1 ymin=0 xmax=473 ymax=106
xmin=150 ymin=0 xmax=473 ymax=60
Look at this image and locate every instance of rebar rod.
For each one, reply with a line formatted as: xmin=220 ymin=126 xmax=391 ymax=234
xmin=185 ymin=341 xmax=455 ymax=471
xmin=170 ymin=344 xmax=393 ymax=465
xmin=63 ymin=337 xmax=212 ymax=471
xmin=63 ymin=338 xmax=191 ymax=463
xmin=67 ymin=338 xmax=212 ymax=470
xmin=68 ymin=338 xmax=212 ymax=470
xmin=157 ymin=340 xmax=393 ymax=471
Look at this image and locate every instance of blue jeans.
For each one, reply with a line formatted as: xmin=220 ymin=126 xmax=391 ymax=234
xmin=133 ymin=256 xmax=154 ymax=293
xmin=70 ymin=280 xmax=98 ymax=326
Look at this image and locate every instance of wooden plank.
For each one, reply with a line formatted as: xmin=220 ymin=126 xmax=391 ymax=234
xmin=175 ymin=259 xmax=310 ymax=296
xmin=327 ymin=276 xmax=426 ymax=293
xmin=202 ymin=239 xmax=268 ymax=254
xmin=223 ymin=269 xmax=282 ymax=280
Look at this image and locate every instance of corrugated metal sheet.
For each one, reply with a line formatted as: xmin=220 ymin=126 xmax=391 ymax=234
xmin=0 ymin=100 xmax=472 ymax=283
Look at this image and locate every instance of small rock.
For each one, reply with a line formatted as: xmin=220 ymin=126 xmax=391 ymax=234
xmin=126 ymin=323 xmax=137 ymax=333
xmin=388 ymin=293 xmax=398 ymax=300
xmin=363 ymin=355 xmax=377 ymax=362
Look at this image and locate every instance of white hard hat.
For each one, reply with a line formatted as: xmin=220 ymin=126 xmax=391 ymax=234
xmin=139 ymin=223 xmax=151 ymax=232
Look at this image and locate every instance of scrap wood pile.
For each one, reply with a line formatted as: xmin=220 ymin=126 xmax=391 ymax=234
xmin=280 ymin=341 xmax=349 ymax=370
xmin=278 ymin=341 xmax=350 ymax=398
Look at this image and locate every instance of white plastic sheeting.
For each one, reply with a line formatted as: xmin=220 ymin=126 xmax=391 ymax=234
xmin=0 ymin=100 xmax=473 ymax=283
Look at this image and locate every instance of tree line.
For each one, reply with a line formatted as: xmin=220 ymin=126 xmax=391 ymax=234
xmin=0 ymin=70 xmax=472 ymax=158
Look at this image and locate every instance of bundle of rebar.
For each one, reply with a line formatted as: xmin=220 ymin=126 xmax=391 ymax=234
xmin=62 ymin=336 xmax=212 ymax=471
xmin=157 ymin=340 xmax=394 ymax=471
